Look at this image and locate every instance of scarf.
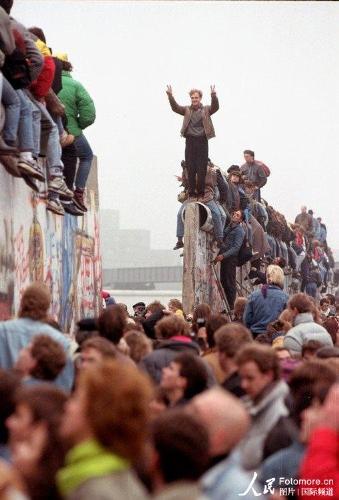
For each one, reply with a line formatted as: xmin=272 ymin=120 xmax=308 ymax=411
xmin=57 ymin=439 xmax=129 ymax=496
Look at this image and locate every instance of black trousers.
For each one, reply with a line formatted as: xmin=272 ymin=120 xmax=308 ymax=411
xmin=62 ymin=143 xmax=78 ymax=190
xmin=220 ymin=256 xmax=237 ymax=310
xmin=185 ymin=135 xmax=208 ymax=195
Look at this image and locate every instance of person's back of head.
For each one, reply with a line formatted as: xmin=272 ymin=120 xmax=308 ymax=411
xmin=188 ymin=387 xmax=250 ymax=457
xmin=151 ymin=409 xmax=209 ymax=485
xmin=29 ymin=334 xmax=66 ymax=381
xmin=74 ymin=361 xmax=153 ymax=463
xmin=18 ymin=282 xmax=51 ymax=322
xmin=205 ymin=314 xmax=229 ymax=348
xmin=155 ymin=314 xmax=190 ymax=340
xmin=288 ymin=293 xmax=313 ymax=315
xmin=145 ymin=301 xmax=166 ymax=317
xmin=233 ymin=297 xmax=248 ymax=321
xmin=98 ymin=305 xmax=127 ymax=345
xmin=214 ymin=323 xmax=252 ymax=359
xmin=266 ymin=264 xmax=285 ymax=289
xmin=302 ymin=340 xmax=323 ymax=359
xmin=124 ymin=330 xmax=152 ymax=363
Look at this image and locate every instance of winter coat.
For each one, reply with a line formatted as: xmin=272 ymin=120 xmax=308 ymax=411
xmin=0 ymin=317 xmax=74 ymax=391
xmin=58 ymin=71 xmax=96 ymax=137
xmin=299 ymin=428 xmax=339 ymax=500
xmin=240 ymin=161 xmax=267 ymax=188
xmin=168 ymin=93 xmax=219 ymax=140
xmin=232 ymin=380 xmax=289 ymax=471
xmin=283 ymin=312 xmax=333 ymax=355
xmin=221 ymin=223 xmax=245 ymax=260
xmin=139 ymin=337 xmax=200 ymax=384
xmin=244 ymin=285 xmax=288 ymax=336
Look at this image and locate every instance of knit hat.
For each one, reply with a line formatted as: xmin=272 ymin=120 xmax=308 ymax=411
xmin=55 ymin=52 xmax=68 ymax=62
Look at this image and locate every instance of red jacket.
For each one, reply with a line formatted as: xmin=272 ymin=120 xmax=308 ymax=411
xmin=30 ymin=55 xmax=55 ymax=99
xmin=299 ymin=428 xmax=339 ymax=499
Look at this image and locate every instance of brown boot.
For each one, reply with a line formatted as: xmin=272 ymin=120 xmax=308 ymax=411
xmin=73 ymin=188 xmax=87 ymax=212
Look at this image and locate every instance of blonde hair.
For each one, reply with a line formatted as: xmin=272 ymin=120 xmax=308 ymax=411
xmin=266 ymin=265 xmax=284 ymax=289
xmin=189 ymin=88 xmax=203 ymax=98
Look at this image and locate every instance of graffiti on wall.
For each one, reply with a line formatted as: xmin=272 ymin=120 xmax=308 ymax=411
xmin=0 ymin=161 xmax=102 ymax=332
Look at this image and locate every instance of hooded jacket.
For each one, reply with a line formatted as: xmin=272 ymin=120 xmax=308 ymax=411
xmin=139 ymin=337 xmax=200 ymax=384
xmin=58 ymin=71 xmax=96 ymax=137
xmin=283 ymin=313 xmax=333 ymax=355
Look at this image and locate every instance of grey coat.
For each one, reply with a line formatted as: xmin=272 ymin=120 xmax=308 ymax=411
xmin=283 ymin=312 xmax=333 ymax=355
xmin=232 ymin=380 xmax=289 ymax=471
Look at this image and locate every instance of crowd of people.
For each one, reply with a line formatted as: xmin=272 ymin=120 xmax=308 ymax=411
xmin=168 ymin=86 xmax=336 ymax=312
xmin=0 ymin=282 xmax=338 ymax=499
xmin=0 ymin=0 xmax=96 ymax=216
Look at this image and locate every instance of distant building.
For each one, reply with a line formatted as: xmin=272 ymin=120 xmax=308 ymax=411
xmin=100 ymin=209 xmax=182 ymax=269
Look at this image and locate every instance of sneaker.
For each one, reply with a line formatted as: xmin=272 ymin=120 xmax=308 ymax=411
xmin=18 ymin=159 xmax=45 ymax=182
xmin=22 ymin=174 xmax=40 ymax=192
xmin=61 ymin=201 xmax=84 ymax=216
xmin=73 ymin=189 xmax=87 ymax=212
xmin=173 ymin=240 xmax=184 ymax=250
xmin=48 ymin=177 xmax=74 ymax=200
xmin=60 ymin=132 xmax=75 ymax=148
xmin=46 ymin=198 xmax=65 ymax=216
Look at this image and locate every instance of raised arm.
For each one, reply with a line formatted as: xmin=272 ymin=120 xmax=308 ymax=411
xmin=166 ymin=85 xmax=186 ymax=115
xmin=209 ymin=85 xmax=219 ymax=115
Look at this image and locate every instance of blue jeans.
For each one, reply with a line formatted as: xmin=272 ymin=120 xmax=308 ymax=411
xmin=176 ymin=200 xmax=225 ymax=240
xmin=1 ymin=77 xmax=20 ymax=145
xmin=305 ymin=282 xmax=317 ymax=298
xmin=28 ymin=93 xmax=64 ymax=177
xmin=16 ymin=90 xmax=35 ymax=152
xmin=73 ymin=133 xmax=93 ymax=189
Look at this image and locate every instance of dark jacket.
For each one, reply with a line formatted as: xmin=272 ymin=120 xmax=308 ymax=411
xmin=139 ymin=338 xmax=200 ymax=384
xmin=240 ymin=161 xmax=267 ymax=188
xmin=222 ymin=223 xmax=245 ymax=260
xmin=243 ymin=285 xmax=288 ymax=335
xmin=168 ymin=93 xmax=219 ymax=139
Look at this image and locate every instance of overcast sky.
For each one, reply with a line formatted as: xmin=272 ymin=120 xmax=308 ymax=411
xmin=14 ymin=1 xmax=339 ymax=252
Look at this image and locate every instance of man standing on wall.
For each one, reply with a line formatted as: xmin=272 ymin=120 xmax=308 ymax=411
xmin=214 ymin=210 xmax=245 ymax=311
xmin=167 ymin=85 xmax=219 ymax=197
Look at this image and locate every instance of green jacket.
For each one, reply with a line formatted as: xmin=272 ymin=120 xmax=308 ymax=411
xmin=58 ymin=71 xmax=96 ymax=137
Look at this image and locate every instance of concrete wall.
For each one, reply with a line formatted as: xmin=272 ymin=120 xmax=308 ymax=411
xmin=0 ymin=158 xmax=102 ymax=333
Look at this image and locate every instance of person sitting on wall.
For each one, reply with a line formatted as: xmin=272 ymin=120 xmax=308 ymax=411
xmin=240 ymin=150 xmax=268 ymax=202
xmin=56 ymin=53 xmax=96 ymax=212
xmin=173 ymin=159 xmax=226 ymax=250
xmin=214 ymin=210 xmax=245 ymax=311
xmin=166 ymin=85 xmax=219 ymax=197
